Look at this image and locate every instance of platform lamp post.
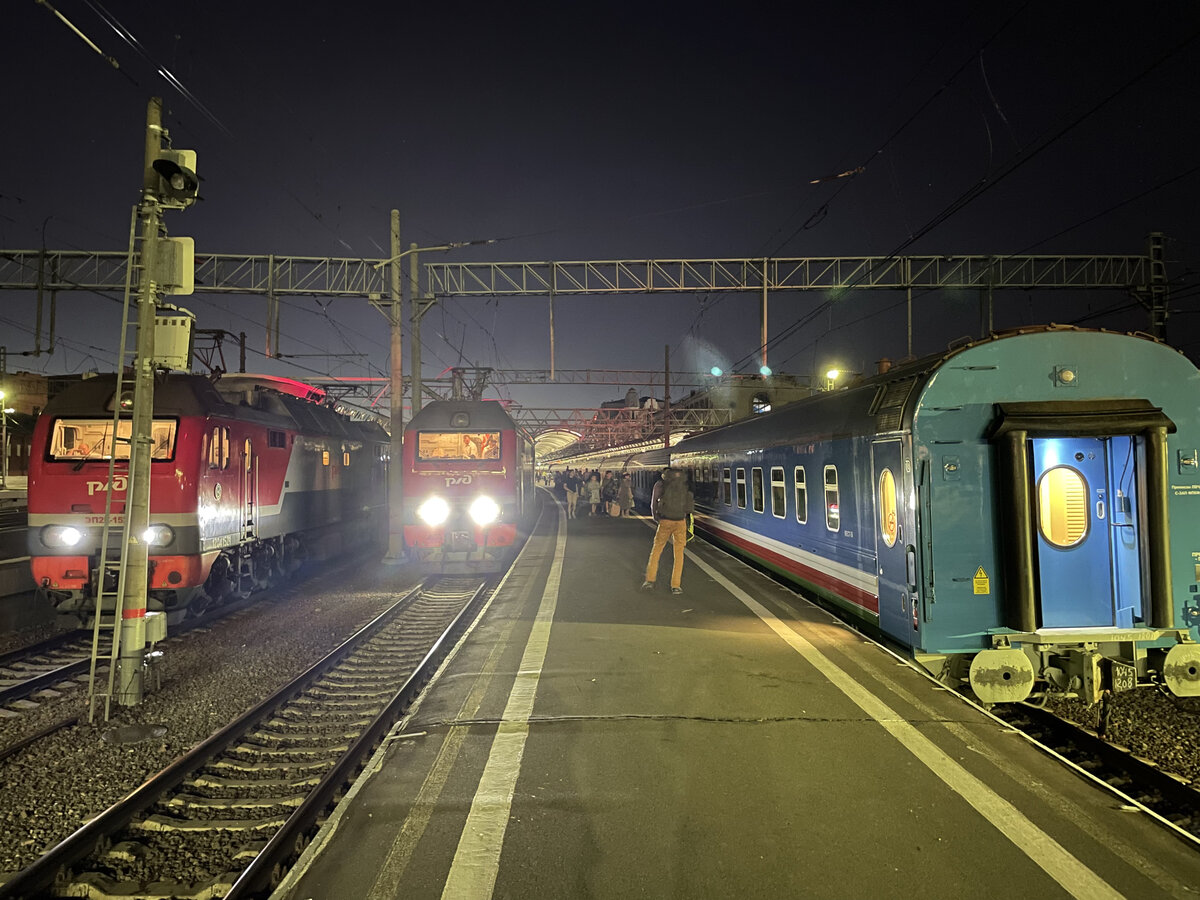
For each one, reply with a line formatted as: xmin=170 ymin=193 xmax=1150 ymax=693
xmin=372 ymin=224 xmax=495 ymax=565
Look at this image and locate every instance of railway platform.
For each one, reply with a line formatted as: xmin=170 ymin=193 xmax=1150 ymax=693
xmin=277 ymin=493 xmax=1200 ymax=899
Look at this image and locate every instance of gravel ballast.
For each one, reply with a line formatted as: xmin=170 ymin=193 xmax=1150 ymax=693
xmin=0 ymin=557 xmax=418 ymax=876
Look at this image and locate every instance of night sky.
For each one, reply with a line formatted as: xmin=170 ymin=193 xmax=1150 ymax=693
xmin=4 ymin=2 xmax=1199 ymax=416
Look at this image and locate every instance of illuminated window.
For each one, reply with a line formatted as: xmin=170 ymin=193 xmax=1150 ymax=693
xmin=322 ymin=450 xmax=330 ymax=467
xmin=344 ymin=451 xmax=351 ymax=467
xmin=752 ymin=393 xmax=772 ymax=414
xmin=723 ymin=468 xmax=732 ymax=505
xmin=1038 ymin=466 xmax=1089 ymax=547
xmin=771 ymin=467 xmax=786 ymax=518
xmin=736 ymin=468 xmax=747 ymax=509
xmin=49 ymin=418 xmax=177 ymax=461
xmin=752 ymin=467 xmax=764 ymax=513
xmin=795 ymin=466 xmax=808 ymax=524
xmin=418 ymin=431 xmax=500 ymax=461
xmin=878 ymin=468 xmax=898 ymax=548
xmin=824 ymin=465 xmax=840 ymax=532
xmin=208 ymin=426 xmax=229 ymax=469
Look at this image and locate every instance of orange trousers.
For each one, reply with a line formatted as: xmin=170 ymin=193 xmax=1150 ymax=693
xmin=645 ymin=518 xmax=688 ymax=589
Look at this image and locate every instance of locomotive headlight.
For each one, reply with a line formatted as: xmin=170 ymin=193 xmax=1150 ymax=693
xmin=469 ymin=495 xmax=501 ymax=526
xmin=417 ymin=496 xmax=451 ymax=526
xmin=41 ymin=525 xmax=83 ymax=548
xmin=142 ymin=524 xmax=175 ymax=547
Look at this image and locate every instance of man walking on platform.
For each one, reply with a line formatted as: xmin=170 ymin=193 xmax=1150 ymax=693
xmin=642 ymin=468 xmax=693 ymax=595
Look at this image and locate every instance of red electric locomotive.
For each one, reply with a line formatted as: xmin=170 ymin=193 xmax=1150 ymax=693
xmin=28 ymin=373 xmax=388 ymax=616
xmin=402 ymin=399 xmax=536 ymax=573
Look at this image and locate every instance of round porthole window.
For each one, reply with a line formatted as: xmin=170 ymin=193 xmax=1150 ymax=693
xmin=1037 ymin=466 xmax=1089 ymax=548
xmin=878 ymin=468 xmax=898 ymax=548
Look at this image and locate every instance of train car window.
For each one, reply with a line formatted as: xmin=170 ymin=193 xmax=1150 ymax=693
xmin=268 ymin=430 xmax=287 ymax=448
xmin=878 ymin=468 xmax=898 ymax=547
xmin=50 ymin=418 xmax=177 ymax=461
xmin=722 ymin=468 xmax=732 ymax=505
xmin=322 ymin=450 xmax=331 ymax=466
xmin=418 ymin=431 xmax=501 ymax=461
xmin=1037 ymin=466 xmax=1089 ymax=547
xmin=795 ymin=466 xmax=808 ymax=524
xmin=771 ymin=467 xmax=786 ymax=518
xmin=736 ymin=468 xmax=747 ymax=509
xmin=208 ymin=426 xmax=230 ymax=469
xmin=824 ymin=466 xmax=840 ymax=532
xmin=344 ymin=451 xmax=351 ymax=467
xmin=752 ymin=468 xmax=764 ymax=513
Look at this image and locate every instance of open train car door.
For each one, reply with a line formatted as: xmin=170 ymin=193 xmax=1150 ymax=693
xmin=989 ymin=400 xmax=1174 ymax=634
xmin=872 ymin=439 xmax=917 ymax=637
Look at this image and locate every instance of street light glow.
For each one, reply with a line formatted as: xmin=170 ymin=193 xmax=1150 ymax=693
xmin=826 ymin=369 xmax=840 ymax=380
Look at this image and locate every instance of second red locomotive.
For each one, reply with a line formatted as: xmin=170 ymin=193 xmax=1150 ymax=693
xmin=28 ymin=373 xmax=388 ymax=616
xmin=401 ymin=399 xmax=536 ymax=572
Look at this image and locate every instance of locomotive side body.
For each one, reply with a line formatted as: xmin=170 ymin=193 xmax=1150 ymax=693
xmin=28 ymin=374 xmax=387 ymax=614
xmin=402 ymin=400 xmax=535 ymax=573
xmin=664 ymin=327 xmax=1200 ymax=703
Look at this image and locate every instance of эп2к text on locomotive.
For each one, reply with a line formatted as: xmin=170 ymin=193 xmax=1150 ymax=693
xmin=634 ymin=326 xmax=1200 ymax=704
xmin=28 ymin=373 xmax=388 ymax=616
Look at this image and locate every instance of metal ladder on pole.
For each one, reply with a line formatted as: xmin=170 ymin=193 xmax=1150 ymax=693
xmin=87 ymin=204 xmax=144 ymax=723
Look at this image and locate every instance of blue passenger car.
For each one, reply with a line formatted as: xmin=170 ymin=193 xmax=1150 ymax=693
xmin=663 ymin=326 xmax=1200 ymax=703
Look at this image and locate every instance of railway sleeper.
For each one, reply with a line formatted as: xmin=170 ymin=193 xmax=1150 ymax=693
xmin=133 ymin=813 xmax=290 ymax=832
xmin=207 ymin=757 xmax=332 ymax=776
xmin=163 ymin=792 xmax=307 ymax=812
xmin=188 ymin=772 xmax=322 ymax=791
xmin=224 ymin=743 xmax=348 ymax=760
xmin=69 ymin=871 xmax=236 ymax=900
xmin=246 ymin=728 xmax=362 ymax=748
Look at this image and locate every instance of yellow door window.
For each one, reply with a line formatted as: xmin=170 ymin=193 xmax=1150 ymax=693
xmin=1038 ymin=466 xmax=1089 ymax=547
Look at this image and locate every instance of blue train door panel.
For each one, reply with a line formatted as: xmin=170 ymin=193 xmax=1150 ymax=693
xmin=872 ymin=440 xmax=914 ymax=637
xmin=1031 ymin=437 xmax=1140 ymax=628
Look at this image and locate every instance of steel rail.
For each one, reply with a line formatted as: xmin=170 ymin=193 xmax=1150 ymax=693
xmin=0 ymin=580 xmax=429 ymax=900
xmin=225 ymin=579 xmax=489 ymax=898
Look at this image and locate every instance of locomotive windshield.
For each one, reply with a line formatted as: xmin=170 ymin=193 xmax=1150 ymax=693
xmin=417 ymin=431 xmax=500 ymax=461
xmin=49 ymin=419 xmax=177 ymax=461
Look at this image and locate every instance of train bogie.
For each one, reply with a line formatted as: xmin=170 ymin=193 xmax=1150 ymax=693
xmin=660 ymin=326 xmax=1200 ymax=704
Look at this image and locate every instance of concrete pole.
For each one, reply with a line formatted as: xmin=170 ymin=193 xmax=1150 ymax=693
xmin=384 ymin=209 xmax=406 ymax=564
xmin=410 ymin=243 xmax=425 ymax=415
xmin=663 ymin=344 xmax=671 ymax=450
xmin=117 ymin=96 xmax=164 ymax=705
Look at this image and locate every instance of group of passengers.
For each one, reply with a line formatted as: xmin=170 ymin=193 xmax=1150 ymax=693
xmin=553 ymin=468 xmax=633 ymax=518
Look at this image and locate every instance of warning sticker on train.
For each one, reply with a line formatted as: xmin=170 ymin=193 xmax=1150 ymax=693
xmin=973 ymin=567 xmax=990 ymax=594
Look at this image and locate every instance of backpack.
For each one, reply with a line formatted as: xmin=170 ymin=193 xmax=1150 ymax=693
xmin=658 ymin=471 xmax=692 ymax=520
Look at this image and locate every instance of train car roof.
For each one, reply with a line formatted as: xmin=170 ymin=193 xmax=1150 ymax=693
xmin=404 ymin=400 xmax=522 ymax=433
xmin=671 ymin=325 xmax=1177 ymax=454
xmin=44 ymin=373 xmax=388 ymax=443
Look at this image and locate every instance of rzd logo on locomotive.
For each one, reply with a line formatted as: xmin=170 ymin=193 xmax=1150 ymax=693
xmin=86 ymin=475 xmax=129 ymax=496
xmin=444 ymin=475 xmax=474 ymax=486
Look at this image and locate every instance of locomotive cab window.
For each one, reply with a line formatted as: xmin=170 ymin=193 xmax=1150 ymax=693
xmin=795 ymin=466 xmax=808 ymax=524
xmin=418 ymin=431 xmax=500 ymax=461
xmin=824 ymin=465 xmax=840 ymax=532
xmin=49 ymin=418 xmax=178 ymax=461
xmin=752 ymin=467 xmax=765 ymax=513
xmin=736 ymin=468 xmax=747 ymax=509
xmin=1038 ymin=465 xmax=1089 ymax=547
xmin=770 ymin=466 xmax=786 ymax=518
xmin=878 ymin=468 xmax=898 ymax=547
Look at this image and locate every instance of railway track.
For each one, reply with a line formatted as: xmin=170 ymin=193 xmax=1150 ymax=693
xmin=994 ymin=699 xmax=1200 ymax=844
xmin=0 ymin=630 xmax=95 ymax=710
xmin=0 ymin=575 xmax=491 ymax=899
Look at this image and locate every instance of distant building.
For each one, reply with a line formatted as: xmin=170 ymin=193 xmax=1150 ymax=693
xmin=672 ymin=373 xmax=811 ymax=420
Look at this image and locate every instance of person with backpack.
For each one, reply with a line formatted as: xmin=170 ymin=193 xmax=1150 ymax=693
xmin=642 ymin=467 xmax=694 ymax=595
